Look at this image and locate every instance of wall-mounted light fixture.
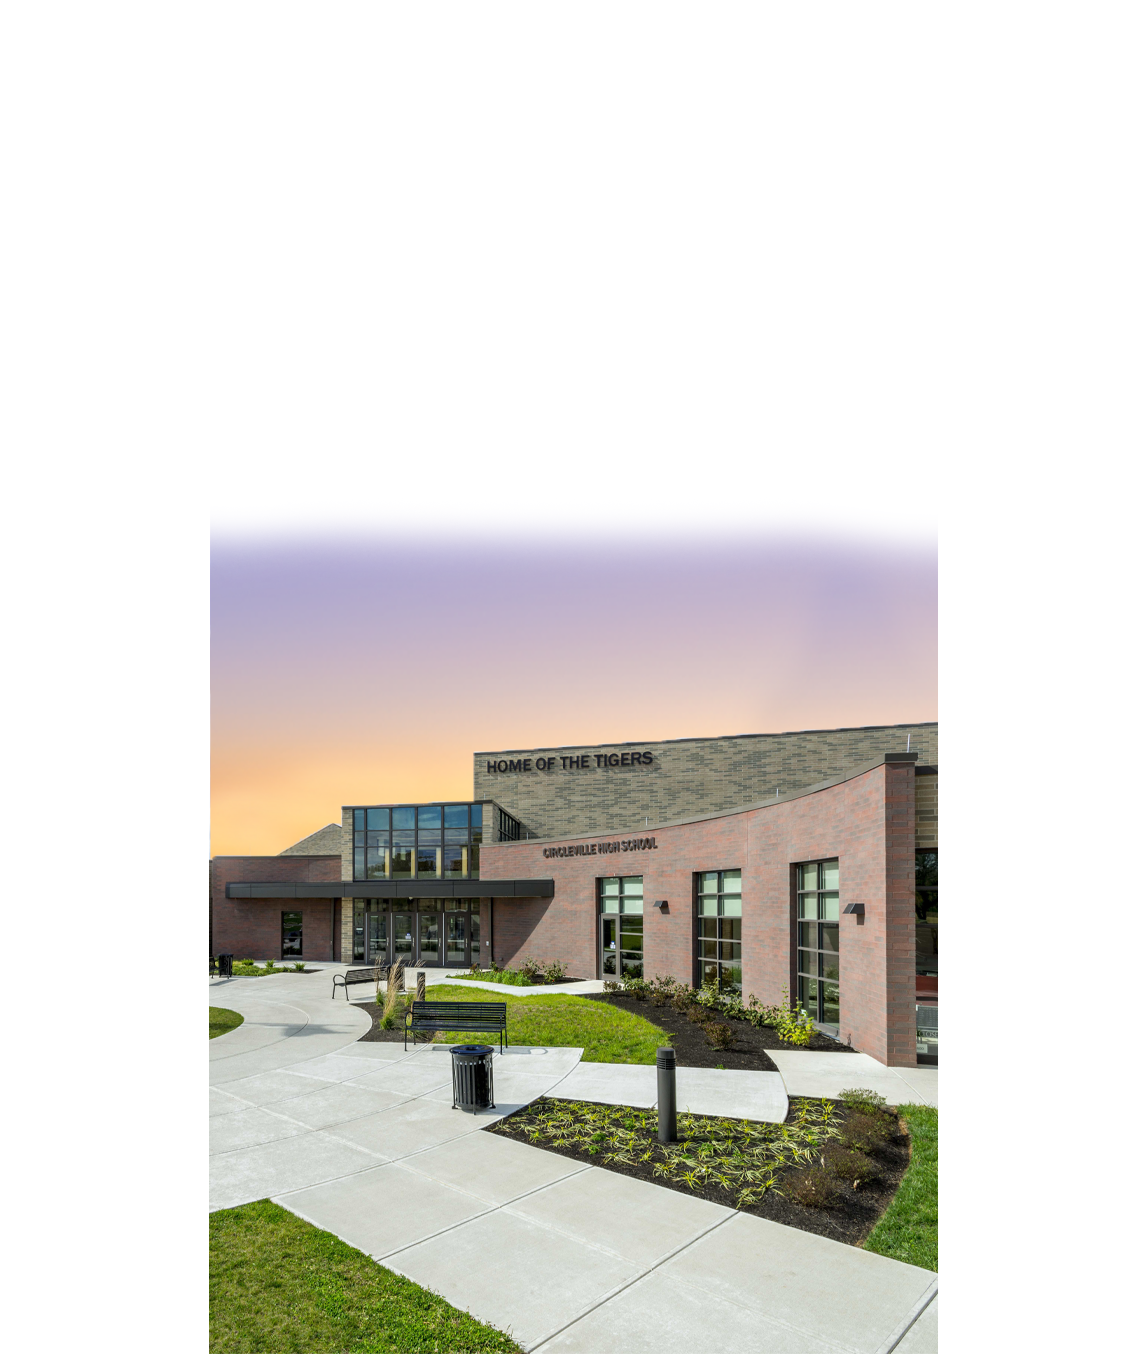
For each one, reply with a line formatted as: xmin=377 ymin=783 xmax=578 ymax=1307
xmin=653 ymin=899 xmax=669 ymax=912
xmin=843 ymin=902 xmax=865 ymax=921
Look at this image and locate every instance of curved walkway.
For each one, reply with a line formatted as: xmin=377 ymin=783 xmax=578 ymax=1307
xmin=210 ymin=971 xmax=936 ymax=1353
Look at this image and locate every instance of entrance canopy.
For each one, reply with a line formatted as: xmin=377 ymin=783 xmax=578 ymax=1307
xmin=223 ymin=878 xmax=553 ymax=901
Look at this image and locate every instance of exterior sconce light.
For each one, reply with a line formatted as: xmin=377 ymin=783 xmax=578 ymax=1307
xmin=843 ymin=903 xmax=865 ymax=920
xmin=653 ymin=899 xmax=669 ymax=911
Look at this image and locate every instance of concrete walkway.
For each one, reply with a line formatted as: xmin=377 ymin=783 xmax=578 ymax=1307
xmin=769 ymin=1050 xmax=939 ymax=1108
xmin=210 ymin=971 xmax=937 ymax=1352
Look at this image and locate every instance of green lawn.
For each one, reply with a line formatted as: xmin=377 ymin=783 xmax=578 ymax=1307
xmin=209 ymin=1007 xmax=245 ymax=1039
xmin=424 ymin=983 xmax=670 ymax=1063
xmin=210 ymin=1199 xmax=521 ymax=1353
xmin=864 ymin=1105 xmax=938 ymax=1271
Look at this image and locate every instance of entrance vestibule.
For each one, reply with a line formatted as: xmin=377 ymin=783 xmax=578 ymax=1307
xmin=353 ymin=898 xmax=481 ymax=968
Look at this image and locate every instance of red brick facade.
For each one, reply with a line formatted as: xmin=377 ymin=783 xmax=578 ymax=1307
xmin=483 ymin=759 xmax=918 ymax=1066
xmin=209 ymin=855 xmax=343 ymax=962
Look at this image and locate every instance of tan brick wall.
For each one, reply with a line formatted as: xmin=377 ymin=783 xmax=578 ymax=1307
xmin=475 ymin=722 xmax=938 ymax=840
xmin=915 ymin=771 xmax=938 ymax=848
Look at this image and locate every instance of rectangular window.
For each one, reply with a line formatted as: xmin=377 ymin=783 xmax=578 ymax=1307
xmin=695 ymin=870 xmax=741 ymax=992
xmin=353 ymin=900 xmax=365 ymax=962
xmin=599 ymin=876 xmax=643 ymax=979
xmin=281 ymin=910 xmax=303 ymax=959
xmin=350 ymin=803 xmax=486 ymax=880
xmin=795 ymin=859 xmax=840 ymax=1030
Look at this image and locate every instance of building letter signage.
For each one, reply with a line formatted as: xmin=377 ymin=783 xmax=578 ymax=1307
xmin=487 ymin=751 xmax=655 ymax=775
xmin=542 ymin=837 xmax=658 ymax=859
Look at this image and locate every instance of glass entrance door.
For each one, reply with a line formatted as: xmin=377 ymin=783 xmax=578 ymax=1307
xmin=600 ymin=917 xmax=618 ymax=977
xmin=445 ymin=911 xmax=468 ymax=965
xmin=392 ymin=912 xmax=414 ymax=965
xmin=367 ymin=905 xmax=387 ymax=966
xmin=418 ymin=911 xmax=441 ymax=965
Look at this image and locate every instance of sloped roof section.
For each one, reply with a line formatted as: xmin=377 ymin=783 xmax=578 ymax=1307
xmin=279 ymin=823 xmax=342 ymax=856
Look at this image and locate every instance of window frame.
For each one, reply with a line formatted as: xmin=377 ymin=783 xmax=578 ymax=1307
xmin=694 ymin=869 xmax=742 ymax=994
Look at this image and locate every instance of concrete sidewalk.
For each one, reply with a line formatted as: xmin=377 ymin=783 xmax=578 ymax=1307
xmin=210 ymin=974 xmax=937 ymax=1352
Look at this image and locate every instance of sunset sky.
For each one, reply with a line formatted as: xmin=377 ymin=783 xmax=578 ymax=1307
xmin=211 ymin=534 xmax=937 ymax=855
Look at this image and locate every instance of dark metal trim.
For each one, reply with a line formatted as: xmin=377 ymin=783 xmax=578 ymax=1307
xmin=224 ymin=878 xmax=554 ymax=901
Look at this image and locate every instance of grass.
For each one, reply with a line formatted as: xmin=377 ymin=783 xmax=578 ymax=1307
xmin=863 ymin=1105 xmax=938 ymax=1271
xmin=211 ymin=1200 xmax=521 ymax=1353
xmin=423 ymin=983 xmax=669 ymax=1063
xmin=209 ymin=1007 xmax=244 ymax=1039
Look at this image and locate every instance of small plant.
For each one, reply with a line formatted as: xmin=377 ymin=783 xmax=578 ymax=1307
xmin=263 ymin=960 xmax=278 ymax=974
xmin=837 ymin=1109 xmax=895 ymax=1153
xmin=543 ymin=959 xmax=568 ymax=983
xmin=376 ymin=963 xmax=406 ymax=1031
xmin=704 ymin=1021 xmax=735 ymax=1050
xmin=820 ymin=1145 xmax=878 ymax=1188
xmin=786 ymin=1167 xmax=845 ymax=1210
xmin=292 ymin=962 xmax=306 ymax=972
xmin=602 ymin=980 xmax=621 ymax=992
xmin=686 ymin=1003 xmax=709 ymax=1025
xmin=670 ymin=992 xmax=694 ymax=1014
xmin=838 ymin=1088 xmax=888 ymax=1111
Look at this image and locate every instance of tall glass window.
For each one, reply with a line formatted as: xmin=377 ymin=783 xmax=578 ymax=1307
xmin=915 ymin=851 xmax=937 ymax=979
xmin=598 ymin=876 xmax=643 ymax=979
xmin=796 ymin=860 xmax=840 ymax=1029
xmin=281 ymin=910 xmax=303 ymax=959
xmin=351 ymin=803 xmax=484 ymax=881
xmin=696 ymin=870 xmax=742 ymax=992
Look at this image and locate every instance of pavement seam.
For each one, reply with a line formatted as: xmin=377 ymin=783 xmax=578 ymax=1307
xmin=873 ymin=1279 xmax=938 ymax=1354
xmin=522 ymin=1211 xmax=738 ymax=1353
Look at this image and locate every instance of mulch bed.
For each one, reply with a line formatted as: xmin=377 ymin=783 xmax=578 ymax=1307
xmin=581 ymin=992 xmax=858 ymax=1067
xmin=487 ymin=1095 xmax=912 ymax=1247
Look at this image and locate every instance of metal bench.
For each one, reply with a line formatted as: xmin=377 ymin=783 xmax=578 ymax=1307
xmin=332 ymin=967 xmax=390 ymax=1000
xmin=405 ymin=1000 xmax=507 ymax=1052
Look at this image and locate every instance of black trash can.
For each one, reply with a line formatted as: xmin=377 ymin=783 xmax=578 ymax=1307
xmin=219 ymin=953 xmax=233 ymax=978
xmin=450 ymin=1045 xmax=495 ymax=1113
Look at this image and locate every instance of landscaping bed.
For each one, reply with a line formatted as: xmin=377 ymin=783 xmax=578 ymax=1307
xmin=446 ymin=967 xmax=587 ymax=987
xmin=584 ymin=990 xmax=858 ymax=1056
xmin=487 ymin=1092 xmax=912 ymax=1248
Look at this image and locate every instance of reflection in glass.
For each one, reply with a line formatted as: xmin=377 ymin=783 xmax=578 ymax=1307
xmin=446 ymin=913 xmax=467 ymax=962
xmin=366 ymin=807 xmax=389 ymax=830
xmin=366 ymin=847 xmax=387 ymax=879
xmin=392 ymin=806 xmax=415 ymax=830
xmin=390 ymin=847 xmax=413 ymax=879
xmin=281 ymin=911 xmax=302 ymax=958
xmin=417 ymin=805 xmax=442 ymax=830
xmin=417 ymin=848 xmax=440 ymax=879
xmin=444 ymin=804 xmax=469 ymax=828
xmin=821 ymin=860 xmax=839 ymax=890
xmin=392 ymin=913 xmax=413 ymax=960
xmin=418 ymin=912 xmax=440 ymax=963
xmin=353 ymin=809 xmax=365 ymax=831
xmin=799 ymin=895 xmax=817 ymax=919
xmin=820 ymin=892 xmax=839 ymax=921
xmin=443 ymin=847 xmax=464 ymax=879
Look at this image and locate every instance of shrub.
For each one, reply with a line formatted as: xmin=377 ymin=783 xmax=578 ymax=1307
xmin=518 ymin=956 xmax=542 ymax=982
xmin=786 ymin=1167 xmax=844 ymax=1209
xmin=838 ymin=1110 xmax=895 ymax=1153
xmin=838 ymin=1088 xmax=888 ymax=1112
xmin=821 ymin=1145 xmax=879 ymax=1187
xmin=620 ymin=975 xmax=650 ymax=1000
xmin=686 ymin=1003 xmax=709 ymax=1024
xmin=602 ymin=981 xmax=622 ymax=992
xmin=543 ymin=959 xmax=568 ymax=983
xmin=671 ymin=993 xmax=694 ymax=1014
xmin=704 ymin=1021 xmax=735 ymax=1050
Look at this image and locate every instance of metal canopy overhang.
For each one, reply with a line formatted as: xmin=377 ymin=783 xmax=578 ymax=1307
xmin=223 ymin=879 xmax=554 ymax=901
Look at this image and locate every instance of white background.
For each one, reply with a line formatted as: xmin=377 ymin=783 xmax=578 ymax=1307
xmin=3 ymin=4 xmax=1142 ymax=1349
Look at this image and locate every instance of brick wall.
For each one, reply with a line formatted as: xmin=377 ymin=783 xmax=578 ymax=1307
xmin=482 ymin=758 xmax=918 ymax=1066
xmin=474 ymin=722 xmax=938 ymax=839
xmin=210 ymin=855 xmax=342 ymax=962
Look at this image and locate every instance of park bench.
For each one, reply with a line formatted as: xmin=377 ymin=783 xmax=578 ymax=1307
xmin=405 ymin=1000 xmax=507 ymax=1052
xmin=332 ymin=967 xmax=389 ymax=1000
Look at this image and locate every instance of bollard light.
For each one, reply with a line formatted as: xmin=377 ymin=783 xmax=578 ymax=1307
xmin=656 ymin=1046 xmax=677 ymax=1143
